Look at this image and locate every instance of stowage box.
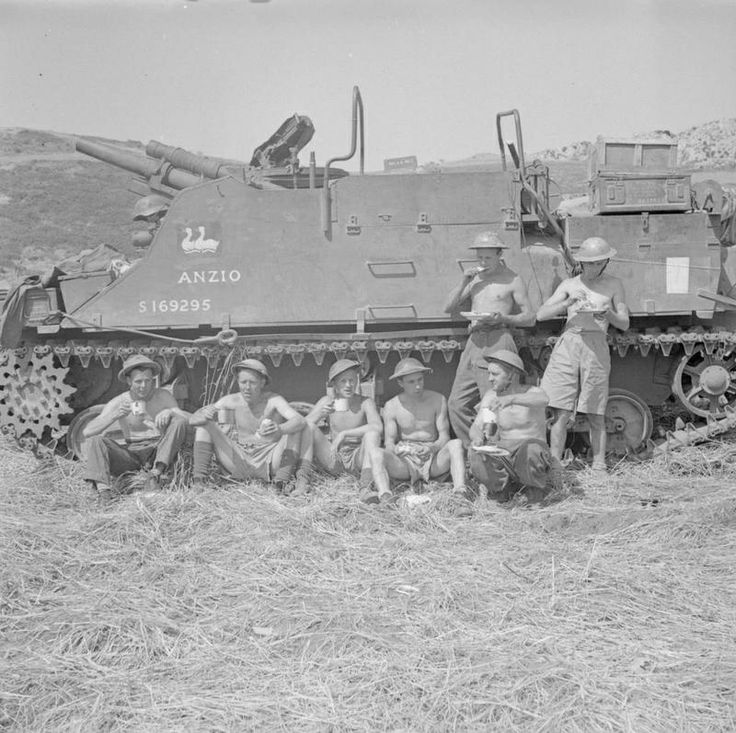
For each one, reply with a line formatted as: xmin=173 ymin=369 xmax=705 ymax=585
xmin=589 ymin=173 xmax=691 ymax=214
xmin=588 ymin=137 xmax=679 ymax=178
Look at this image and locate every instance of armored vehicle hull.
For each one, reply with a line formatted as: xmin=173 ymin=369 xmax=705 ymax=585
xmin=3 ymin=90 xmax=736 ymax=459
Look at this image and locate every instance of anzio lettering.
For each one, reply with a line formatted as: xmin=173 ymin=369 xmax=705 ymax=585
xmin=177 ymin=270 xmax=242 ymax=284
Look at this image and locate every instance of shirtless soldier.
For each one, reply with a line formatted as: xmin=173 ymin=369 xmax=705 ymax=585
xmin=303 ymin=359 xmax=382 ymax=490
xmin=189 ymin=359 xmax=309 ymax=492
xmin=536 ymin=237 xmax=629 ymax=471
xmin=83 ymin=354 xmax=190 ymax=501
xmin=469 ymin=349 xmax=552 ymax=502
xmin=445 ymin=230 xmax=535 ymax=446
xmin=368 ymin=358 xmax=467 ymax=504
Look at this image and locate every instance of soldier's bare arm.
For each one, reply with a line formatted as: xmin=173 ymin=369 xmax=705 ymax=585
xmin=499 ymin=275 xmax=536 ymax=327
xmin=606 ymin=279 xmax=630 ymax=331
xmin=536 ymin=279 xmax=577 ymax=321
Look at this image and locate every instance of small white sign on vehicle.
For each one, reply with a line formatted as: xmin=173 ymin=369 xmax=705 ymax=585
xmin=666 ymin=257 xmax=690 ymax=294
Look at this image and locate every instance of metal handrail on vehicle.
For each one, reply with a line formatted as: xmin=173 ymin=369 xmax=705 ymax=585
xmin=322 ymin=86 xmax=365 ymax=236
xmin=496 ymin=108 xmax=576 ymax=271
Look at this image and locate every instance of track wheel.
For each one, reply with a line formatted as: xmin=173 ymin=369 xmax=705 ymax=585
xmin=0 ymin=348 xmax=75 ymax=439
xmin=605 ymin=388 xmax=653 ymax=456
xmin=672 ymin=347 xmax=736 ymax=418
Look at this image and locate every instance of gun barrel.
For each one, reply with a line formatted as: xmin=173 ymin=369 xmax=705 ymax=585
xmin=75 ymin=138 xmax=204 ymax=190
xmin=145 ymin=140 xmax=235 ymax=180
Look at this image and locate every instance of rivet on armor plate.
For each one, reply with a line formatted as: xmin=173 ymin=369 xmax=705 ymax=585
xmin=416 ymin=341 xmax=435 ymax=363
xmin=246 ymin=344 xmax=264 ymax=358
xmin=139 ymin=345 xmax=158 ymax=358
xmin=33 ymin=344 xmax=51 ymax=357
xmin=394 ymin=341 xmax=415 ymax=361
xmin=374 ymin=341 xmax=392 ymax=364
xmin=329 ymin=341 xmax=349 ymax=361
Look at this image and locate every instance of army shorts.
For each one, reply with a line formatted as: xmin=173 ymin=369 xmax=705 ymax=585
xmin=541 ymin=329 xmax=610 ymax=416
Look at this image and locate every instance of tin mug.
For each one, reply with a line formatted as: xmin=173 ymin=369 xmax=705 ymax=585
xmin=333 ymin=398 xmax=349 ymax=412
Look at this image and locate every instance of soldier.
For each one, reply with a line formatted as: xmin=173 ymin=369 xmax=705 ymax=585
xmin=469 ymin=349 xmax=553 ymax=503
xmin=444 ymin=230 xmax=535 ymax=446
xmin=189 ymin=358 xmax=310 ymax=493
xmin=131 ymin=194 xmax=169 ymax=252
xmin=536 ymin=237 xmax=629 ymax=471
xmin=82 ymin=354 xmax=190 ymax=501
xmin=302 ymin=359 xmax=382 ymax=492
xmin=368 ymin=357 xmax=467 ymax=505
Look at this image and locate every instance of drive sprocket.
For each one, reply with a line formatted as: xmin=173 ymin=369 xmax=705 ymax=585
xmin=0 ymin=348 xmax=75 ymax=439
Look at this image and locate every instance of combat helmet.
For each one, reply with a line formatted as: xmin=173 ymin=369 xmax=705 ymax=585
xmin=133 ymin=194 xmax=170 ymax=221
xmin=575 ymin=237 xmax=617 ymax=262
xmin=469 ymin=231 xmax=509 ymax=250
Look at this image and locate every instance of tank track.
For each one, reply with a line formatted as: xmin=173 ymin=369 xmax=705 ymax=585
xmin=1 ymin=324 xmax=733 ymax=440
xmin=11 ymin=323 xmax=732 ymax=367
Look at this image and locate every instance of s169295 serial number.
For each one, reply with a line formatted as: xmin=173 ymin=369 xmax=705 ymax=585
xmin=138 ymin=299 xmax=211 ymax=313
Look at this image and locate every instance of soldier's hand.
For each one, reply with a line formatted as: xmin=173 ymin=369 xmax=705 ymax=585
xmin=321 ymin=401 xmax=336 ymax=418
xmin=155 ymin=409 xmax=172 ymax=430
xmin=117 ymin=400 xmax=133 ymax=419
xmin=259 ymin=418 xmax=278 ymax=437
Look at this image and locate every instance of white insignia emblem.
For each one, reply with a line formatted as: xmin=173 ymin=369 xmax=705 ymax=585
xmin=181 ymin=226 xmax=220 ymax=255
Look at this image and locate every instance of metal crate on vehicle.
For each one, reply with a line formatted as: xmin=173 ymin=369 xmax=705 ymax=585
xmin=588 ymin=137 xmax=679 ymax=178
xmin=588 ymin=173 xmax=691 ymax=214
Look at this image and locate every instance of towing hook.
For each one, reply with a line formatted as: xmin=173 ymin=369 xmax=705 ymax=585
xmin=194 ymin=329 xmax=239 ymax=347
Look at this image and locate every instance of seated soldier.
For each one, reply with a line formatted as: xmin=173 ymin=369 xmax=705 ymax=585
xmin=303 ymin=359 xmax=382 ymax=492
xmin=189 ymin=358 xmax=309 ymax=493
xmin=469 ymin=349 xmax=555 ymax=503
xmin=83 ymin=354 xmax=190 ymax=501
xmin=368 ymin=357 xmax=467 ymax=505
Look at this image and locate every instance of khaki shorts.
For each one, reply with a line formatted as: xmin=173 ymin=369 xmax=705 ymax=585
xmin=541 ymin=330 xmax=610 ymax=415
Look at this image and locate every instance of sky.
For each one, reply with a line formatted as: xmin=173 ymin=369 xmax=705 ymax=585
xmin=1 ymin=0 xmax=734 ymax=171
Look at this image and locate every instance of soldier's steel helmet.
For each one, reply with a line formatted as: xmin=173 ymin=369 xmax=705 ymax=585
xmin=231 ymin=358 xmax=270 ymax=384
xmin=575 ymin=237 xmax=617 ymax=262
xmin=475 ymin=348 xmax=527 ymax=376
xmin=328 ymin=359 xmax=362 ymax=385
xmin=469 ymin=231 xmax=509 ymax=250
xmin=389 ymin=357 xmax=432 ymax=380
xmin=133 ymin=194 xmax=170 ymax=221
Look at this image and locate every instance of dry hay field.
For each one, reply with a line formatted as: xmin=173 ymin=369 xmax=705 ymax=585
xmin=1 ymin=438 xmax=736 ymax=732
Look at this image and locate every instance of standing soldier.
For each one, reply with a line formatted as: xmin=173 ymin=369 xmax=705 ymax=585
xmin=536 ymin=237 xmax=629 ymax=471
xmin=444 ymin=231 xmax=535 ymax=446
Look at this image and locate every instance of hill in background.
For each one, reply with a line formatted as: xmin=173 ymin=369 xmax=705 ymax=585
xmin=1 ymin=119 xmax=735 ymax=288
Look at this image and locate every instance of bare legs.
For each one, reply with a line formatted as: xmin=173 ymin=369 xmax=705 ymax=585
xmin=369 ymin=439 xmax=466 ymax=497
xmin=548 ymin=408 xmax=606 ymax=469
